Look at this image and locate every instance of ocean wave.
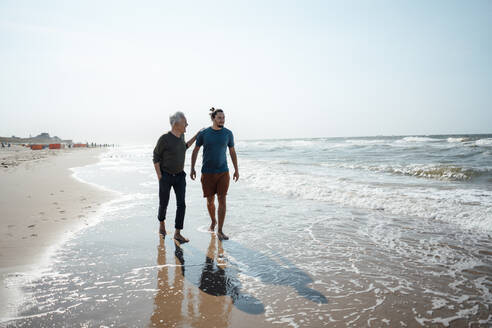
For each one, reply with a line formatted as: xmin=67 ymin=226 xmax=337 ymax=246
xmin=397 ymin=137 xmax=441 ymax=143
xmin=447 ymin=137 xmax=470 ymax=143
xmin=240 ymin=159 xmax=492 ymax=232
xmin=319 ymin=162 xmax=489 ymax=182
xmin=235 ymin=139 xmax=322 ymax=152
xmin=364 ymin=164 xmax=485 ymax=181
xmin=237 ymin=136 xmax=492 ymax=154
xmin=386 ymin=165 xmax=486 ymax=181
xmin=476 ymin=138 xmax=492 ymax=147
xmin=344 ymin=139 xmax=388 ymax=145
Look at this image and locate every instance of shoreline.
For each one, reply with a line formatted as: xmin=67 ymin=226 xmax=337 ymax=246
xmin=0 ymin=147 xmax=116 ymax=319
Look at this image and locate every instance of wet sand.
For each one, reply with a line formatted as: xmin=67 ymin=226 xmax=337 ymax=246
xmin=149 ymin=233 xmax=329 ymax=328
xmin=150 ymin=234 xmax=271 ymax=328
xmin=0 ymin=146 xmax=115 ymax=318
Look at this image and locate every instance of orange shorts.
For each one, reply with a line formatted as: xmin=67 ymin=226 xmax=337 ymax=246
xmin=201 ymin=172 xmax=230 ymax=197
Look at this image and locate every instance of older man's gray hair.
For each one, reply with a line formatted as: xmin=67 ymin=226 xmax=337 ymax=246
xmin=169 ymin=111 xmax=186 ymax=127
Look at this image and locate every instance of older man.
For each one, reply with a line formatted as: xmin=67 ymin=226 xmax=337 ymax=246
xmin=153 ymin=111 xmax=199 ymax=242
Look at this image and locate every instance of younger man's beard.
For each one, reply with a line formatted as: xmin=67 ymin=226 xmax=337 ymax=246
xmin=218 ymin=124 xmax=224 ymax=128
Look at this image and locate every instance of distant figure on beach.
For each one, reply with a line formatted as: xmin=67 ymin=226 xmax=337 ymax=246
xmin=191 ymin=108 xmax=239 ymax=240
xmin=153 ymin=111 xmax=200 ymax=243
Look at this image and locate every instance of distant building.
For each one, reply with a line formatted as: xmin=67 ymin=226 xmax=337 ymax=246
xmin=0 ymin=132 xmax=73 ymax=145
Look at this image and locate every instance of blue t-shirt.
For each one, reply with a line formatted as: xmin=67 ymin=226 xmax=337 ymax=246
xmin=196 ymin=127 xmax=235 ymax=173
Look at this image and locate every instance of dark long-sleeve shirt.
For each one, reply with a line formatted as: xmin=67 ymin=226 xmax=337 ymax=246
xmin=153 ymin=132 xmax=187 ymax=174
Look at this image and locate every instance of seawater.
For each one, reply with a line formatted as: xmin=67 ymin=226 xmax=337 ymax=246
xmin=238 ymin=134 xmax=492 ymax=232
xmin=1 ymin=134 xmax=491 ymax=327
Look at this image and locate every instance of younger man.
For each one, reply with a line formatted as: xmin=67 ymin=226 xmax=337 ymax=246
xmin=191 ymin=108 xmax=239 ymax=240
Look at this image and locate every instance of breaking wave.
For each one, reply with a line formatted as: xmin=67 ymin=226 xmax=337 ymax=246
xmin=241 ymin=159 xmax=492 ymax=232
xmin=476 ymin=138 xmax=492 ymax=147
xmin=333 ymin=163 xmax=489 ymax=181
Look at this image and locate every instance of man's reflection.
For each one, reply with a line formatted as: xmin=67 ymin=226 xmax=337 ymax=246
xmin=174 ymin=234 xmax=264 ymax=315
xmin=199 ymin=234 xmax=230 ymax=296
xmin=151 ymin=235 xmax=237 ymax=328
xmin=150 ymin=236 xmax=185 ymax=327
xmin=151 ymin=231 xmax=326 ymax=328
xmin=195 ymin=234 xmax=233 ymax=327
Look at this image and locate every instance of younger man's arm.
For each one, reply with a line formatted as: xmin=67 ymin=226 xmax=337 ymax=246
xmin=229 ymin=147 xmax=239 ymax=182
xmin=190 ymin=145 xmax=201 ymax=180
xmin=186 ymin=129 xmax=202 ymax=149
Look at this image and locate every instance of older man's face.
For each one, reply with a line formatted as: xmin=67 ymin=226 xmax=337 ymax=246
xmin=177 ymin=117 xmax=188 ymax=134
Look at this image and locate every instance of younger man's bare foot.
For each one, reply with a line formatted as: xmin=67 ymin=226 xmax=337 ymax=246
xmin=174 ymin=233 xmax=189 ymax=243
xmin=209 ymin=220 xmax=216 ymax=232
xmin=217 ymin=231 xmax=229 ymax=241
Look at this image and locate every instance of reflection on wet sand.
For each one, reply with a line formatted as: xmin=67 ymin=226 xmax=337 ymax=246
xmin=150 ymin=235 xmax=235 ymax=327
xmin=150 ymin=234 xmax=328 ymax=327
xmin=198 ymin=234 xmax=229 ymax=296
xmin=193 ymin=235 xmax=234 ymax=327
xmin=150 ymin=236 xmax=185 ymax=327
xmin=174 ymin=234 xmax=265 ymax=315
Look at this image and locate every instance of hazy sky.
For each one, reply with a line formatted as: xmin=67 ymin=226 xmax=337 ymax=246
xmin=1 ymin=0 xmax=491 ymax=144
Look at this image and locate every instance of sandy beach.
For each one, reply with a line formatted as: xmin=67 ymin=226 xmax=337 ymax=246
xmin=0 ymin=146 xmax=115 ymax=318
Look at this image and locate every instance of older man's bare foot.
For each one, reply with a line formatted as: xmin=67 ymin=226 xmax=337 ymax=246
xmin=217 ymin=231 xmax=229 ymax=241
xmin=174 ymin=233 xmax=189 ymax=243
xmin=159 ymin=223 xmax=166 ymax=235
xmin=209 ymin=220 xmax=216 ymax=232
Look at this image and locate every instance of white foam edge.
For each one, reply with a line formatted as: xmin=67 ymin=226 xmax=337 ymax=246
xmin=0 ymin=198 xmax=121 ymax=323
xmin=69 ymin=161 xmax=123 ymax=197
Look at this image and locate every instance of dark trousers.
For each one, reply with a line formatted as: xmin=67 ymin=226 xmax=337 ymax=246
xmin=158 ymin=171 xmax=186 ymax=229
